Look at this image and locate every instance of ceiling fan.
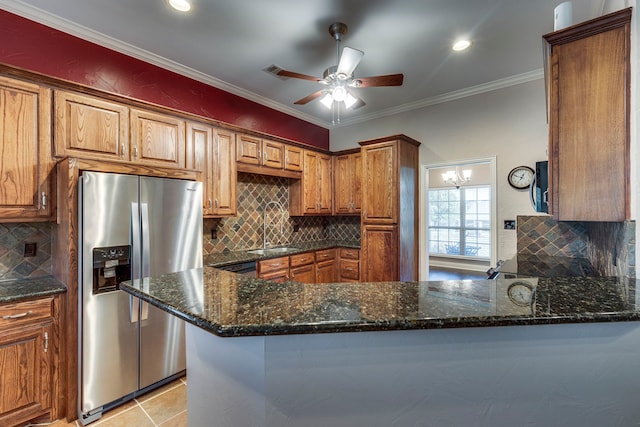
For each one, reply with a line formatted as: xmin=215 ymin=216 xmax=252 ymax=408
xmin=266 ymin=22 xmax=404 ymax=113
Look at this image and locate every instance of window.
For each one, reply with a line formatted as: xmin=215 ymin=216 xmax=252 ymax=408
xmin=428 ymin=186 xmax=491 ymax=259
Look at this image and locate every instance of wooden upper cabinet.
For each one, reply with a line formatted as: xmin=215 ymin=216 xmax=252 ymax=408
xmin=0 ymin=77 xmax=54 ymax=221
xmin=236 ymin=134 xmax=262 ymax=165
xmin=262 ymin=140 xmax=284 ymax=169
xmin=187 ymin=122 xmax=236 ymax=217
xmin=361 ymin=141 xmax=397 ymax=223
xmin=289 ymin=149 xmax=332 ymax=216
xmin=130 ymin=108 xmax=186 ymax=169
xmin=333 ymin=150 xmax=362 ymax=215
xmin=544 ymin=8 xmax=631 ymax=221
xmin=284 ymin=145 xmax=303 ymax=171
xmin=54 ymin=90 xmax=129 ymax=161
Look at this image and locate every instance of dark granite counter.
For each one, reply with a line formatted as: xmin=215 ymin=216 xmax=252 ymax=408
xmin=203 ymin=240 xmax=360 ymax=268
xmin=0 ymin=276 xmax=66 ymax=303
xmin=120 ymin=266 xmax=640 ymax=337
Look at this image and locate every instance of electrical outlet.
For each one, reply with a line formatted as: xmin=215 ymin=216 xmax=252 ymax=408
xmin=24 ymin=242 xmax=37 ymax=257
xmin=504 ymin=220 xmax=516 ymax=230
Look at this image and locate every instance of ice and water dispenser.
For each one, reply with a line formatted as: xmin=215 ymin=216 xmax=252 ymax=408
xmin=92 ymin=245 xmax=131 ymax=294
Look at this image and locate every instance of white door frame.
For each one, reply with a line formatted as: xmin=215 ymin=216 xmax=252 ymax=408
xmin=419 ymin=156 xmax=497 ymax=280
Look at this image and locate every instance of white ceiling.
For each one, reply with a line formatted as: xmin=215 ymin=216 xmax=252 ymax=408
xmin=1 ymin=0 xmax=607 ymax=128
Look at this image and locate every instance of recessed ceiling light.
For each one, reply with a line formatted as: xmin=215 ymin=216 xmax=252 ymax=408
xmin=452 ymin=40 xmax=471 ymax=51
xmin=169 ymin=0 xmax=191 ymax=12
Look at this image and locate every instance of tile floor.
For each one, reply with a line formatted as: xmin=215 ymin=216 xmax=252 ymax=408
xmin=35 ymin=377 xmax=187 ymax=427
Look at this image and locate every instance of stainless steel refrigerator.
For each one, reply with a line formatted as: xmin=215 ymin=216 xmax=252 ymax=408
xmin=78 ymin=171 xmax=202 ymax=424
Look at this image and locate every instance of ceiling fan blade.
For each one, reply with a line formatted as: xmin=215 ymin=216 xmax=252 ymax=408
xmin=353 ymin=73 xmax=404 ymax=88
xmin=294 ymin=90 xmax=325 ymax=105
xmin=350 ymin=97 xmax=366 ymax=110
xmin=336 ymin=47 xmax=364 ymax=77
xmin=264 ymin=65 xmax=321 ymax=82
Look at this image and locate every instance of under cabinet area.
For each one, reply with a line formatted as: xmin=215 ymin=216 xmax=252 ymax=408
xmin=544 ymin=8 xmax=631 ymax=221
xmin=0 ymin=297 xmax=58 ymax=426
xmin=0 ymin=76 xmax=55 ymax=221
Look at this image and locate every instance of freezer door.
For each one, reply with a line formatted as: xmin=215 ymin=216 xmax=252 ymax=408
xmin=79 ymin=172 xmax=139 ymax=414
xmin=138 ymin=176 xmax=202 ymax=388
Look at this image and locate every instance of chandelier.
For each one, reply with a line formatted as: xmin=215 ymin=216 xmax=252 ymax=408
xmin=442 ymin=167 xmax=472 ymax=189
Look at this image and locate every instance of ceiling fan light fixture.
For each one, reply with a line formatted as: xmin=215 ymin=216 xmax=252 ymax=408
xmin=344 ymin=92 xmax=358 ymax=109
xmin=320 ymin=92 xmax=334 ymax=109
xmin=452 ymin=39 xmax=471 ymax=51
xmin=168 ymin=0 xmax=191 ymax=12
xmin=331 ymin=86 xmax=347 ymax=102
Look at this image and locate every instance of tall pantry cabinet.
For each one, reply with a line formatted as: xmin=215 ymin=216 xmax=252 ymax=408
xmin=360 ymin=135 xmax=420 ymax=282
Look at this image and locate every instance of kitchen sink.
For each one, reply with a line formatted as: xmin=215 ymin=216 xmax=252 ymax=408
xmin=247 ymin=247 xmax=299 ymax=255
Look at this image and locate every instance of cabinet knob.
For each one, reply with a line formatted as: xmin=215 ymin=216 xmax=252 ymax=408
xmin=44 ymin=331 xmax=49 ymax=353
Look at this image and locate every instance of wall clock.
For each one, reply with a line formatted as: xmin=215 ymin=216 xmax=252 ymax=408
xmin=507 ymin=281 xmax=534 ymax=306
xmin=507 ymin=166 xmax=534 ymax=189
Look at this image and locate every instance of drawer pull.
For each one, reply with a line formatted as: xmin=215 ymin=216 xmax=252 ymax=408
xmin=44 ymin=332 xmax=49 ymax=353
xmin=2 ymin=310 xmax=33 ymax=319
xmin=345 ymin=268 xmax=354 ymax=272
xmin=270 ymin=263 xmax=283 ymax=268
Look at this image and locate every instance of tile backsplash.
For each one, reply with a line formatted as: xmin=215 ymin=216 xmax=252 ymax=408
xmin=0 ymin=222 xmax=53 ymax=281
xmin=517 ymin=215 xmax=635 ymax=278
xmin=202 ymin=173 xmax=360 ymax=255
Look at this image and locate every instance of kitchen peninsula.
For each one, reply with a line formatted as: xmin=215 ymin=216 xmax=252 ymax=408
xmin=121 ymin=266 xmax=640 ymax=427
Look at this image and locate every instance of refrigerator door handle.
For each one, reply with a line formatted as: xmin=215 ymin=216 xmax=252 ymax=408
xmin=131 ymin=202 xmax=141 ymax=280
xmin=129 ymin=295 xmax=139 ymax=323
xmin=141 ymin=203 xmax=151 ymax=278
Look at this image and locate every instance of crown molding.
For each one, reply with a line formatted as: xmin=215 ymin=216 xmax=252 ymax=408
xmin=333 ymin=69 xmax=544 ymax=128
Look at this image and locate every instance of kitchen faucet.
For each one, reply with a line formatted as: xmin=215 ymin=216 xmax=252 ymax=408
xmin=263 ymin=200 xmax=286 ymax=249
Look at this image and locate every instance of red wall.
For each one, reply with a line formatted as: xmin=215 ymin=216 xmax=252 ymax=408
xmin=0 ymin=10 xmax=329 ymax=149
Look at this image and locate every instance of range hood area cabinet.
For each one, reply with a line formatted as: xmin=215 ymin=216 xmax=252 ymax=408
xmin=543 ymin=8 xmax=631 ymax=222
xmin=0 ymin=76 xmax=55 ymax=221
xmin=186 ymin=122 xmax=237 ymax=217
xmin=360 ymin=135 xmax=420 ymax=282
xmin=236 ymin=133 xmax=304 ymax=176
xmin=289 ymin=149 xmax=333 ymax=216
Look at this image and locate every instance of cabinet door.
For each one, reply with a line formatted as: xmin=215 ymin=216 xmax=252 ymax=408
xmin=237 ymin=134 xmax=262 ymax=165
xmin=361 ymin=224 xmax=398 ymax=282
xmin=302 ymin=151 xmax=319 ymax=214
xmin=53 ymin=90 xmax=129 ymax=161
xmin=262 ymin=140 xmax=284 ymax=169
xmin=0 ymin=77 xmax=54 ymax=220
xmin=362 ymin=141 xmax=397 ymax=223
xmin=212 ymin=129 xmax=237 ymax=216
xmin=316 ymin=260 xmax=337 ymax=283
xmin=339 ymin=259 xmax=360 ymax=282
xmin=351 ymin=152 xmax=363 ymax=213
xmin=317 ymin=153 xmax=333 ymax=214
xmin=130 ymin=108 xmax=186 ymax=169
xmin=0 ymin=324 xmax=52 ymax=425
xmin=259 ymin=269 xmax=289 ymax=283
xmin=284 ymin=145 xmax=303 ymax=171
xmin=333 ymin=154 xmax=352 ymax=214
xmin=186 ymin=122 xmax=213 ymax=214
xmin=548 ymin=20 xmax=629 ymax=221
xmin=290 ymin=263 xmax=316 ymax=284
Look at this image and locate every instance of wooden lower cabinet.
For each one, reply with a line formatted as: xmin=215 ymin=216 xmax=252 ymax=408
xmin=315 ymin=249 xmax=337 ymax=283
xmin=361 ymin=225 xmax=398 ymax=282
xmin=257 ymin=256 xmax=290 ymax=283
xmin=290 ymin=252 xmax=316 ymax=284
xmin=0 ymin=297 xmax=57 ymax=426
xmin=339 ymin=248 xmax=360 ymax=282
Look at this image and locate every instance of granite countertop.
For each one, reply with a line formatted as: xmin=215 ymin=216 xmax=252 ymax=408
xmin=120 ymin=267 xmax=640 ymax=337
xmin=204 ymin=240 xmax=360 ymax=267
xmin=0 ymin=276 xmax=67 ymax=304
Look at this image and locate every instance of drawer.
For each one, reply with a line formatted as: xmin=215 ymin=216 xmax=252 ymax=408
xmin=315 ymin=248 xmax=337 ymax=262
xmin=290 ymin=252 xmax=315 ymax=268
xmin=340 ymin=259 xmax=360 ymax=281
xmin=257 ymin=256 xmax=290 ymax=275
xmin=339 ymin=248 xmax=360 ymax=260
xmin=0 ymin=297 xmax=53 ymax=329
